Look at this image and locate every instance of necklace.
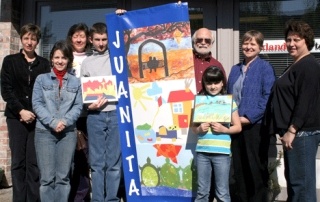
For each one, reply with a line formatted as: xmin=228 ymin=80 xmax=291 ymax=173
xmin=279 ymin=65 xmax=292 ymax=78
xmin=279 ymin=53 xmax=310 ymax=78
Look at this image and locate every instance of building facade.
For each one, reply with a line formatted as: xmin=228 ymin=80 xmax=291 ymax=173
xmin=0 ymin=0 xmax=319 ymax=199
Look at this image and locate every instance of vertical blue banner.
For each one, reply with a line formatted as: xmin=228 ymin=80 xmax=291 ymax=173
xmin=106 ymin=3 xmax=197 ymax=202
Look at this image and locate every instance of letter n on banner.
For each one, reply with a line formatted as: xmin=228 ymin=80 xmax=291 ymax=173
xmin=106 ymin=2 xmax=197 ymax=201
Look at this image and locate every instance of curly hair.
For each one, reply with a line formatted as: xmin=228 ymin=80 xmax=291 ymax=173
xmin=284 ymin=19 xmax=314 ymax=51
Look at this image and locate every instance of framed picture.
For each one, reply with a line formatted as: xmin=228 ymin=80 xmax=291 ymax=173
xmin=192 ymin=94 xmax=233 ymax=123
xmin=81 ymin=75 xmax=118 ymax=103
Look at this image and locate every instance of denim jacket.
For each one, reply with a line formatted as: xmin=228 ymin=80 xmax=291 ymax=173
xmin=32 ymin=70 xmax=83 ymax=131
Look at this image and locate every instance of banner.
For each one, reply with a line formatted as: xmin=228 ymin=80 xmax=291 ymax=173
xmin=106 ymin=2 xmax=197 ymax=202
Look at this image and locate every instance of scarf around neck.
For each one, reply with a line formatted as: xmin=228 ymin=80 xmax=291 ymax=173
xmin=53 ymin=67 xmax=67 ymax=87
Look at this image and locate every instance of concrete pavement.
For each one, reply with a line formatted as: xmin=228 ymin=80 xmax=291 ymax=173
xmin=0 ymin=186 xmax=12 ymax=202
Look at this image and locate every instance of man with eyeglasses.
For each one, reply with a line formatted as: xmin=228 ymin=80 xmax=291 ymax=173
xmin=192 ymin=28 xmax=226 ymax=93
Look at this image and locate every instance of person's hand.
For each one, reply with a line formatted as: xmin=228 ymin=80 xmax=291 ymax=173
xmin=19 ymin=109 xmax=36 ymax=124
xmin=279 ymin=131 xmax=295 ymax=151
xmin=88 ymin=96 xmax=108 ymax=111
xmin=197 ymin=123 xmax=210 ymax=133
xmin=210 ymin=122 xmax=225 ymax=133
xmin=55 ymin=121 xmax=66 ymax=133
xmin=115 ymin=9 xmax=127 ymax=15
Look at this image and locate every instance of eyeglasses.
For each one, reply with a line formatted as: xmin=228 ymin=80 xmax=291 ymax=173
xmin=196 ymin=38 xmax=212 ymax=44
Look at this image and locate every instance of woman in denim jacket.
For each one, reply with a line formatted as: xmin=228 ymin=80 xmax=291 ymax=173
xmin=32 ymin=40 xmax=83 ymax=202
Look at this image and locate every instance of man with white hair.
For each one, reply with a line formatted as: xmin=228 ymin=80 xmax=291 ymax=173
xmin=192 ymin=28 xmax=226 ymax=93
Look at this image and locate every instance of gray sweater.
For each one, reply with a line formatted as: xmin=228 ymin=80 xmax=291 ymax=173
xmin=81 ymin=50 xmax=117 ymax=112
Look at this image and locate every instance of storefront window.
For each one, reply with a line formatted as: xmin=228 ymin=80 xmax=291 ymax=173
xmin=39 ymin=5 xmax=116 ymax=59
xmin=239 ymin=0 xmax=320 ymax=76
xmin=189 ymin=7 xmax=204 ymax=33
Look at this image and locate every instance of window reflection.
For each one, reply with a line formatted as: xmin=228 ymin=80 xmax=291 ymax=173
xmin=40 ymin=6 xmax=116 ymax=59
xmin=240 ymin=0 xmax=320 ymax=77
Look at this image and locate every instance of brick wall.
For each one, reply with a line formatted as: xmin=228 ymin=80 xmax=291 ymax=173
xmin=0 ymin=22 xmax=20 ymax=186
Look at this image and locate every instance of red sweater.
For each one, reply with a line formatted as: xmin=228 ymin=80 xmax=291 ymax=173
xmin=193 ymin=52 xmax=226 ymax=93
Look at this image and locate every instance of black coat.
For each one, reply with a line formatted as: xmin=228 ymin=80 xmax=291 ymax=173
xmin=1 ymin=49 xmax=50 ymax=119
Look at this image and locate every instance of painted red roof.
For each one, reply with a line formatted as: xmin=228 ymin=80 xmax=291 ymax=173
xmin=167 ymin=89 xmax=195 ymax=103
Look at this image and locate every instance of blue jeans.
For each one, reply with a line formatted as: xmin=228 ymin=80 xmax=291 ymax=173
xmin=195 ymin=152 xmax=231 ymax=202
xmin=284 ymin=132 xmax=320 ymax=202
xmin=87 ymin=110 xmax=121 ymax=202
xmin=35 ymin=128 xmax=77 ymax=202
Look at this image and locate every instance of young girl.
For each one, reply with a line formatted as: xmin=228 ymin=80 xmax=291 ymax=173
xmin=193 ymin=66 xmax=241 ymax=202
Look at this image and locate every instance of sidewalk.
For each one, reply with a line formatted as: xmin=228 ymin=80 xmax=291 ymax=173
xmin=0 ymin=186 xmax=127 ymax=202
xmin=0 ymin=186 xmax=12 ymax=202
xmin=1 ymin=186 xmax=285 ymax=202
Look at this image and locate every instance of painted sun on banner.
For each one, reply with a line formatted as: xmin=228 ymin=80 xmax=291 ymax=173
xmin=106 ymin=2 xmax=197 ymax=202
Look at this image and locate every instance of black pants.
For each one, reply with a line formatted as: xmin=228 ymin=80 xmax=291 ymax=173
xmin=69 ymin=116 xmax=91 ymax=202
xmin=7 ymin=118 xmax=40 ymax=202
xmin=231 ymin=124 xmax=270 ymax=202
xmin=69 ymin=149 xmax=90 ymax=202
